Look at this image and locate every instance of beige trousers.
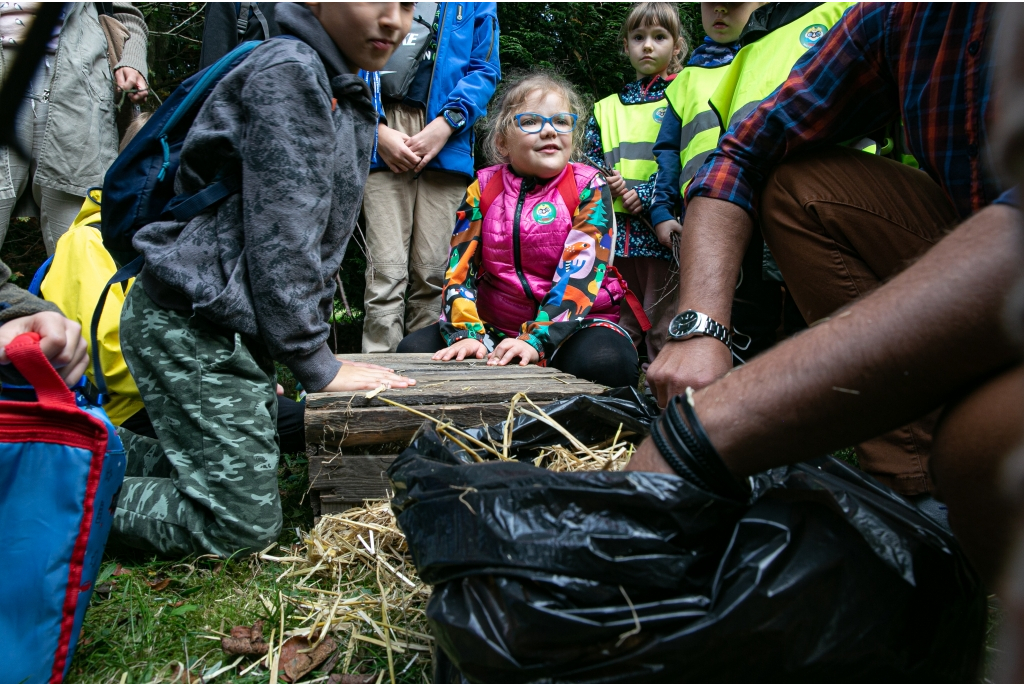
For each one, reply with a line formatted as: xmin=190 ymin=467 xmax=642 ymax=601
xmin=361 ymin=103 xmax=466 ymax=353
xmin=0 ymin=58 xmax=84 ymax=256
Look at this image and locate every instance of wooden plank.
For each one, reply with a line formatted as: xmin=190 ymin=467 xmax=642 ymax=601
xmin=306 ymin=403 xmax=512 ymax=447
xmin=320 ymin=497 xmax=378 ymax=514
xmin=306 ymin=378 xmax=603 ymax=411
xmin=310 ymin=454 xmax=397 ymax=501
xmin=336 ymin=353 xmax=578 ymax=376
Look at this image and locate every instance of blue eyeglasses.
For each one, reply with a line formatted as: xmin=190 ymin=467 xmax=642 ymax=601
xmin=514 ymin=112 xmax=578 ymax=134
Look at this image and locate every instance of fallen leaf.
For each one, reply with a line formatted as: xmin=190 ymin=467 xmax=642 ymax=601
xmin=212 ymin=563 xmax=223 ymax=575
xmin=95 ymin=582 xmax=116 ymax=596
xmin=222 ymin=620 xmax=269 ymax=656
xmin=279 ymin=634 xmax=338 ymax=683
xmin=171 ymin=600 xmax=185 ymax=608
xmin=112 ymin=564 xmax=132 ymax=576
xmin=147 ymin=577 xmax=171 ymax=592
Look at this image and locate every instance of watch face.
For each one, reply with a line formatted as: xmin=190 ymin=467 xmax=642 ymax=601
xmin=670 ymin=310 xmax=700 ymax=338
xmin=446 ymin=111 xmax=466 ymax=127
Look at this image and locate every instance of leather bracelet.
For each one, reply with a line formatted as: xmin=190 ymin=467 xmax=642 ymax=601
xmin=650 ymin=395 xmax=749 ymax=500
xmin=666 ymin=396 xmax=707 ymax=463
xmin=650 ymin=419 xmax=706 ymax=488
xmin=677 ymin=396 xmax=749 ymax=499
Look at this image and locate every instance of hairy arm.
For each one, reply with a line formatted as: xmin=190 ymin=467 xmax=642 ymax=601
xmin=632 ymin=204 xmax=1024 ymax=475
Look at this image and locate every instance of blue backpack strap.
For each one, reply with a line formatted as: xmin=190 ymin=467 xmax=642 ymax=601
xmin=27 ymin=254 xmax=55 ymax=297
xmin=164 ymin=176 xmax=243 ymax=221
xmin=89 ymin=254 xmax=145 ymax=402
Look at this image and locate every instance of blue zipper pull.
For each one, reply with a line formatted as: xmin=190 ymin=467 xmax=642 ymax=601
xmin=156 ymin=136 xmax=171 ymax=182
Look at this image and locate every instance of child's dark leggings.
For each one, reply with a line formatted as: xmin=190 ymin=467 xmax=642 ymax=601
xmin=397 ymin=322 xmax=640 ymax=389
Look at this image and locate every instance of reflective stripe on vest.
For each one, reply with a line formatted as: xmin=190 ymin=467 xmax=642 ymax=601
xmin=664 ymin=64 xmax=731 ymax=195
xmin=709 ymin=2 xmax=854 ymax=135
xmin=593 ymin=94 xmax=666 ymax=213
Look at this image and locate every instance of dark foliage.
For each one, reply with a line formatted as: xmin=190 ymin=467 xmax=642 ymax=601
xmin=497 ymin=2 xmax=704 ymax=102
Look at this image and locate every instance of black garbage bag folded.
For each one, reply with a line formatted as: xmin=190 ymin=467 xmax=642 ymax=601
xmin=388 ymin=392 xmax=986 ymax=683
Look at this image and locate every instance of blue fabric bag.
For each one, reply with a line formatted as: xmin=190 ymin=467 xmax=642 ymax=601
xmin=0 ymin=332 xmax=127 ymax=683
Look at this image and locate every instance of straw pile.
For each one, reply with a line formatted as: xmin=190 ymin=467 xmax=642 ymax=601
xmin=253 ymin=392 xmax=635 ymax=682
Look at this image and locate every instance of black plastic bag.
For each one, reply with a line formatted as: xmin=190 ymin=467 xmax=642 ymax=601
xmin=388 ymin=391 xmax=986 ymax=683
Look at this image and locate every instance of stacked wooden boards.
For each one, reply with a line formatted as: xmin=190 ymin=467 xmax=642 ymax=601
xmin=306 ymin=353 xmax=606 ymax=513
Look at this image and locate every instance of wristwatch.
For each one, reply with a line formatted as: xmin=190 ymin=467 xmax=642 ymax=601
xmin=442 ymin=108 xmax=466 ymax=131
xmin=667 ymin=310 xmax=732 ymax=348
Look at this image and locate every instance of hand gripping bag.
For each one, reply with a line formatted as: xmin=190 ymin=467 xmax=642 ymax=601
xmin=0 ymin=333 xmax=127 ymax=683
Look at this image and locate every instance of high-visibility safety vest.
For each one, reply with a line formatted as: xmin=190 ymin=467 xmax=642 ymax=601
xmin=705 ymin=2 xmax=863 ymax=282
xmin=664 ymin=64 xmax=732 ymax=195
xmin=593 ymin=95 xmax=667 ymax=213
xmin=709 ymin=2 xmax=855 ymax=136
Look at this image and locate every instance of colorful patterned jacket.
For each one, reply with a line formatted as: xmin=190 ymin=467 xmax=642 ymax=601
xmin=439 ymin=163 xmax=623 ymax=361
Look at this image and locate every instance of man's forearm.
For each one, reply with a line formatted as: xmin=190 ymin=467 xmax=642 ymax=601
xmin=696 ymin=204 xmax=1024 ymax=476
xmin=675 ymin=197 xmax=753 ymax=323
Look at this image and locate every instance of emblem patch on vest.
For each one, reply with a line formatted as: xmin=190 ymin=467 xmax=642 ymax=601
xmin=653 ymin=106 xmax=667 ymax=123
xmin=532 ymin=201 xmax=557 ymax=224
xmin=800 ymin=24 xmax=828 ymax=48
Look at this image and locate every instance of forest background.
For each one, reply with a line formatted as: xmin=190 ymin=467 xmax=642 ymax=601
xmin=1 ymin=2 xmax=706 ymax=352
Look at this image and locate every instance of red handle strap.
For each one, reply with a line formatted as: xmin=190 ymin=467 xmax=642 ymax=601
xmin=4 ymin=332 xmax=77 ymax=409
xmin=606 ymin=266 xmax=652 ymax=332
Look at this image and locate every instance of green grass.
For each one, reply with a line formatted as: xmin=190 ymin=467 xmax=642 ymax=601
xmin=67 ymin=456 xmax=430 ymax=684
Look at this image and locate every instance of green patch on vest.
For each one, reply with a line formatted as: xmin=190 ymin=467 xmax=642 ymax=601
xmin=799 ymin=24 xmax=828 ymax=48
xmin=653 ymin=106 xmax=667 ymax=124
xmin=533 ymin=201 xmax=557 ymax=224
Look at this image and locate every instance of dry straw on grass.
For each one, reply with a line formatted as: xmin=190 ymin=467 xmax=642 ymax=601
xmin=249 ymin=392 xmax=634 ymax=683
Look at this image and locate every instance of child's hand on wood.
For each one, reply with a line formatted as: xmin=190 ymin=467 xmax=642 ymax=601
xmin=487 ymin=338 xmax=540 ymax=367
xmin=377 ymin=124 xmax=422 ymax=174
xmin=319 ymin=363 xmax=416 ymax=392
xmin=622 ymin=189 xmax=643 ymax=214
xmin=433 ymin=338 xmax=487 ymax=361
xmin=606 ymin=170 xmax=628 ymax=198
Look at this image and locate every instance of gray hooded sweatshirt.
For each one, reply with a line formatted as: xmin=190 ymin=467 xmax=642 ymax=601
xmin=134 ymin=3 xmax=376 ymax=391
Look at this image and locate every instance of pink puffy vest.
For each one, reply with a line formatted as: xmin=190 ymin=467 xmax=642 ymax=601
xmin=474 ymin=163 xmax=624 ymax=337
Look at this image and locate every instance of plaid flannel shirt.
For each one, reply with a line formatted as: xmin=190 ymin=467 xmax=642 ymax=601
xmin=688 ymin=2 xmax=1005 ymax=221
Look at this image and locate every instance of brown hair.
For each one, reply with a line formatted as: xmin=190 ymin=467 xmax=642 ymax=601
xmin=482 ymin=70 xmax=590 ymax=166
xmin=618 ymin=2 xmax=688 ymax=74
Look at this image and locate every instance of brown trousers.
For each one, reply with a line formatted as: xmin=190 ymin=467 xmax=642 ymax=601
xmin=614 ymin=256 xmax=675 ymax=361
xmin=761 ymin=147 xmax=959 ymax=495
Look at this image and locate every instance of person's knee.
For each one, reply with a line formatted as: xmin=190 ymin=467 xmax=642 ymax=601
xmin=931 ymin=365 xmax=1024 ymax=586
xmin=216 ymin=507 xmax=283 ymax=556
xmin=556 ymin=330 xmax=639 ymax=388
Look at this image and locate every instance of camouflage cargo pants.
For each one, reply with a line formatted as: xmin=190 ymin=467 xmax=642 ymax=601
xmin=113 ymin=284 xmax=282 ymax=557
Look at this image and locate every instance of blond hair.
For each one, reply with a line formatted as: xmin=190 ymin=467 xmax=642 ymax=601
xmin=482 ymin=70 xmax=590 ymax=166
xmin=119 ymin=112 xmax=152 ymax=153
xmin=619 ymin=2 xmax=688 ymax=74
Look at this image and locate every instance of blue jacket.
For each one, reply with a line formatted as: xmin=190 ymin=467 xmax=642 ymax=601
xmin=370 ymin=2 xmax=500 ymax=179
xmin=650 ymin=106 xmax=684 ymax=226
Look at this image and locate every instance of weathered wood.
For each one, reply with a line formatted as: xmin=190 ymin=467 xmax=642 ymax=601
xmin=308 ymin=353 xmax=607 ymax=510
xmin=310 ymin=454 xmax=397 ymax=503
xmin=306 ymin=378 xmax=601 ymax=411
xmin=306 ymin=403 xmax=513 ymax=447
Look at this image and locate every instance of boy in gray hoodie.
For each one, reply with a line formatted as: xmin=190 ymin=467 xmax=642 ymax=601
xmin=114 ymin=3 xmax=417 ymax=557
